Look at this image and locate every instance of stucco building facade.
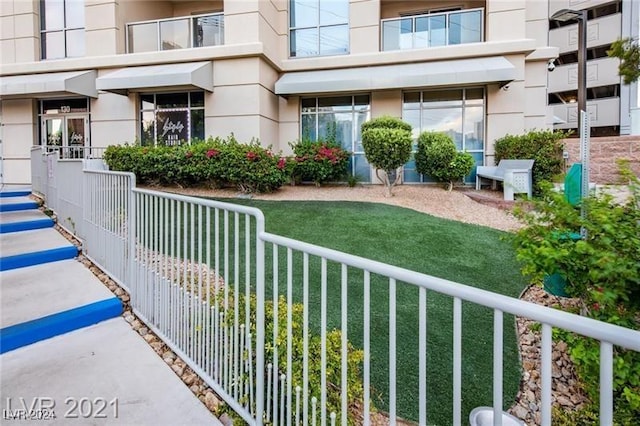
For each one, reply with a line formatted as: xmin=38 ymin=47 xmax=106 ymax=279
xmin=0 ymin=0 xmax=633 ymax=185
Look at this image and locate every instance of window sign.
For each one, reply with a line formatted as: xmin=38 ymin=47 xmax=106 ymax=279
xmin=157 ymin=110 xmax=188 ymax=146
xmin=140 ymin=92 xmax=204 ymax=146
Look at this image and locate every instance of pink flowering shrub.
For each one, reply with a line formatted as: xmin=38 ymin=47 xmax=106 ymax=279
xmin=104 ymin=136 xmax=290 ymax=192
xmin=289 ymin=139 xmax=350 ymax=185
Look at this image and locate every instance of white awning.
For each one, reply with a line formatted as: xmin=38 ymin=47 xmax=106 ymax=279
xmin=275 ymin=57 xmax=516 ymax=95
xmin=0 ymin=70 xmax=97 ymax=99
xmin=96 ymin=62 xmax=213 ymax=95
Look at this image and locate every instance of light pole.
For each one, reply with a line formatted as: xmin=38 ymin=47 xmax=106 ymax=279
xmin=551 ymin=8 xmax=588 ymax=123
xmin=551 ymin=8 xmax=590 ymax=237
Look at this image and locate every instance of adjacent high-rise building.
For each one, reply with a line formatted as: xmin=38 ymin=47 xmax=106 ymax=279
xmin=1 ymin=0 xmax=636 ymax=185
xmin=548 ymin=0 xmax=638 ymax=136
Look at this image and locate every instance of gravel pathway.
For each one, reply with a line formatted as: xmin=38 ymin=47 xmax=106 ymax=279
xmin=152 ymin=183 xmax=525 ymax=232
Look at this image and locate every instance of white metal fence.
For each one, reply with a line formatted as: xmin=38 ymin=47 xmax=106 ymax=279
xmin=31 ymin=148 xmax=640 ymax=426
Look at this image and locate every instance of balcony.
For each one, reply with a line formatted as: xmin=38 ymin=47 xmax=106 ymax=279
xmin=381 ymin=8 xmax=483 ymax=52
xmin=127 ymin=13 xmax=224 ymax=54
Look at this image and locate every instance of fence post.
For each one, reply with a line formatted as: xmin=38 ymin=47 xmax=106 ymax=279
xmin=128 ymin=175 xmax=137 ymax=309
xmin=255 ymin=215 xmax=266 ymax=425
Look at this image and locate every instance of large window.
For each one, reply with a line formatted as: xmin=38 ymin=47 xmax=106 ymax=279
xmin=402 ymin=88 xmax=485 ymax=183
xmin=127 ymin=13 xmax=224 ymax=53
xmin=381 ymin=8 xmax=483 ymax=51
xmin=140 ymin=92 xmax=205 ymax=146
xmin=289 ymin=0 xmax=349 ymax=57
xmin=301 ymin=95 xmax=370 ymax=180
xmin=40 ymin=0 xmax=85 ymax=59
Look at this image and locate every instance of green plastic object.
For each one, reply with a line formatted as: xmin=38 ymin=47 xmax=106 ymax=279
xmin=565 ymin=163 xmax=582 ymax=207
xmin=543 ymin=273 xmax=570 ymax=297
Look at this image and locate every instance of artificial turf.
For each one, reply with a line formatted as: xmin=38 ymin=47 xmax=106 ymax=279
xmin=211 ymin=198 xmax=528 ymax=425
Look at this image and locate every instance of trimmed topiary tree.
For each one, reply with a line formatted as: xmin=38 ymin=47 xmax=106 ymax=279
xmin=361 ymin=116 xmax=413 ymax=197
xmin=415 ymin=131 xmax=474 ymax=191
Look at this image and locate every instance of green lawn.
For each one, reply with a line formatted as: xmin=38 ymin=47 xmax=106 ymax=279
xmin=210 ymin=198 xmax=528 ymax=425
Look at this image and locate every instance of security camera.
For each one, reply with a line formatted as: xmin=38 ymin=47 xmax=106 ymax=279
xmin=548 ymin=60 xmax=556 ymax=72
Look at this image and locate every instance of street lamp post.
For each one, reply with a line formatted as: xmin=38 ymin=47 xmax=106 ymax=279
xmin=551 ymin=8 xmax=590 ymax=237
xmin=551 ymin=9 xmax=588 ymax=122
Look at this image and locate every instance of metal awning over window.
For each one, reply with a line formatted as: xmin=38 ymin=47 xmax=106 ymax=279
xmin=0 ymin=70 xmax=97 ymax=99
xmin=96 ymin=61 xmax=214 ymax=95
xmin=275 ymin=56 xmax=516 ymax=95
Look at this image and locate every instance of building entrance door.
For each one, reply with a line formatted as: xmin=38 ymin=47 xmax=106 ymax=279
xmin=42 ymin=114 xmax=89 ymax=159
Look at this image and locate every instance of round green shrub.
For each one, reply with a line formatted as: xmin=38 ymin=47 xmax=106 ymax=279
xmin=415 ymin=131 xmax=474 ymax=191
xmin=361 ymin=116 xmax=413 ymax=196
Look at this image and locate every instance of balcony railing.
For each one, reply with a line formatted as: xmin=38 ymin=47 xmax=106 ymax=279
xmin=381 ymin=8 xmax=483 ymax=51
xmin=126 ymin=12 xmax=224 ymax=54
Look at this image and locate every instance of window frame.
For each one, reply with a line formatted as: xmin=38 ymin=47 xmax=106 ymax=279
xmin=300 ymin=94 xmax=371 ymax=178
xmin=402 ymin=87 xmax=486 ymax=183
xmin=139 ymin=91 xmax=205 ymax=146
xmin=289 ymin=0 xmax=350 ymax=58
xmin=40 ymin=0 xmax=85 ymax=59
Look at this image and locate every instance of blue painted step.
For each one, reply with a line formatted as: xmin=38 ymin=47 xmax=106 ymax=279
xmin=0 ymin=190 xmax=32 ymax=198
xmin=0 ymin=218 xmax=55 ymax=234
xmin=0 ymin=201 xmax=39 ymax=212
xmin=0 ymin=246 xmax=79 ymax=271
xmin=0 ymin=297 xmax=123 ymax=354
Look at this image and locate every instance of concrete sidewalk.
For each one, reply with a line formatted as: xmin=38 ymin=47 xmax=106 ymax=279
xmin=0 ymin=189 xmax=221 ymax=424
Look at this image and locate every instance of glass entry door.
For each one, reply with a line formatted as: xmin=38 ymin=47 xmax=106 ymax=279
xmin=42 ymin=115 xmax=88 ymax=159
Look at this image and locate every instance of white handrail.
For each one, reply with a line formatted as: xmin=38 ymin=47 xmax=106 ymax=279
xmin=261 ymin=231 xmax=640 ymax=351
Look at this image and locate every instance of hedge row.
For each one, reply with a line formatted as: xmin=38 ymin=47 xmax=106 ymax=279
xmin=103 ymin=136 xmax=350 ymax=193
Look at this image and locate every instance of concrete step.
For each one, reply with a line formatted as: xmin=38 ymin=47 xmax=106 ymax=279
xmin=0 ymin=195 xmax=39 ymax=212
xmin=0 ymin=189 xmax=32 ymax=198
xmin=0 ymin=318 xmax=222 ymax=425
xmin=0 ymin=260 xmax=123 ymax=353
xmin=0 ymin=228 xmax=78 ymax=271
xmin=0 ymin=210 xmax=55 ymax=234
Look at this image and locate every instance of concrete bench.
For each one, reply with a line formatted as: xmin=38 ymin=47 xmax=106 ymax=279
xmin=475 ymin=159 xmax=535 ymax=201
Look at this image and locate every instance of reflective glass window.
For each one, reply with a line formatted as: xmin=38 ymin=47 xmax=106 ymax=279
xmin=65 ymin=0 xmax=84 ymax=28
xmin=160 ymin=18 xmax=190 ymax=50
xmin=290 ymin=0 xmax=348 ymax=57
xmin=402 ymin=88 xmax=485 ymax=183
xmin=128 ymin=22 xmax=158 ymax=53
xmin=300 ymin=95 xmax=370 ymax=180
xmin=66 ymin=28 xmax=85 ymax=57
xmin=40 ymin=0 xmax=85 ymax=59
xmin=139 ymin=92 xmax=205 ymax=146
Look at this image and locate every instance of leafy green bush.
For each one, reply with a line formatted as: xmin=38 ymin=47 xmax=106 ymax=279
xmin=513 ymin=161 xmax=640 ymax=423
xmin=289 ymin=139 xmax=350 ymax=185
xmin=103 ymin=136 xmax=289 ymax=193
xmin=361 ymin=116 xmax=413 ymax=197
xmin=218 ymin=137 xmax=289 ymax=193
xmin=217 ymin=294 xmax=368 ymax=425
xmin=415 ymin=131 xmax=474 ymax=191
xmin=494 ymin=130 xmax=567 ymax=193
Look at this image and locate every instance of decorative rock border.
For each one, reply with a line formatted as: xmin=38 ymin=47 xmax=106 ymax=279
xmin=508 ymin=285 xmax=588 ymax=425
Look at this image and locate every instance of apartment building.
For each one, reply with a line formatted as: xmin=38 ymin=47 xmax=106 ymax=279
xmin=548 ymin=0 xmax=639 ymax=137
xmin=1 ymin=0 xmax=563 ymax=185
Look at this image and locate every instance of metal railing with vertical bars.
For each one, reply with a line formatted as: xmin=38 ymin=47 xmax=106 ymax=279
xmin=31 ymin=148 xmax=640 ymax=426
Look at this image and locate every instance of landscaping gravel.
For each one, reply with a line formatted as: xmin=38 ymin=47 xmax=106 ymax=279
xmin=153 ymin=183 xmax=525 ymax=232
